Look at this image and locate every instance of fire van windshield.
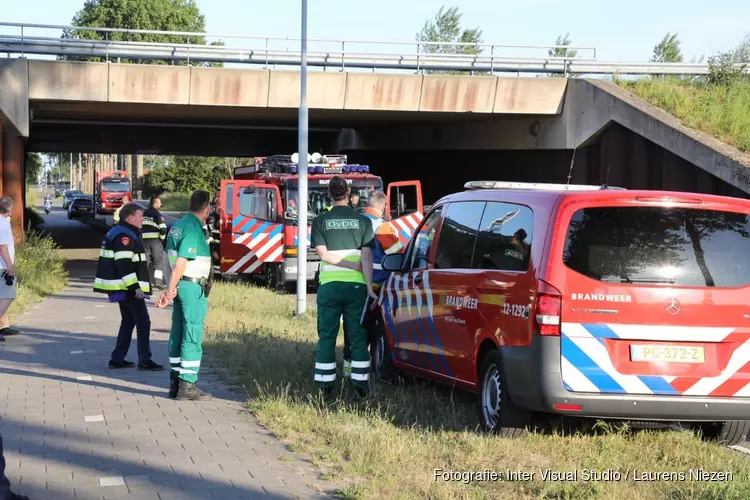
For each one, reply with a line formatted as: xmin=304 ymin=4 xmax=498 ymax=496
xmin=285 ymin=181 xmax=383 ymax=220
xmin=562 ymin=206 xmax=750 ymax=288
xmin=100 ymin=180 xmax=130 ymax=193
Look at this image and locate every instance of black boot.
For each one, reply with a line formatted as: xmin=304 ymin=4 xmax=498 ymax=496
xmin=175 ymin=379 xmax=212 ymax=401
xmin=168 ymin=371 xmax=179 ymax=399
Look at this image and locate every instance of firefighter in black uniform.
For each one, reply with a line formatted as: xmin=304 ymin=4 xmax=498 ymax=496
xmin=93 ymin=203 xmax=163 ymax=371
xmin=142 ymin=195 xmax=168 ymax=290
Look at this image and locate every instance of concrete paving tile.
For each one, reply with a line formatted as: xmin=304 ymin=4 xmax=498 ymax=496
xmin=0 ymin=258 xmax=334 ymax=500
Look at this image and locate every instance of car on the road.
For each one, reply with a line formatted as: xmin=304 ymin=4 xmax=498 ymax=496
xmin=62 ymin=189 xmax=85 ymax=210
xmin=55 ymin=181 xmax=70 ymax=197
xmin=68 ymin=196 xmax=95 ymax=219
xmin=374 ymin=180 xmax=750 ymax=446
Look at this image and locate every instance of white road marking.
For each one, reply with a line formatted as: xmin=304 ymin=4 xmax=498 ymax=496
xmin=85 ymin=415 xmax=105 ymax=422
xmin=70 ymin=350 xmax=83 ymax=354
xmin=76 ymin=375 xmax=93 ymax=381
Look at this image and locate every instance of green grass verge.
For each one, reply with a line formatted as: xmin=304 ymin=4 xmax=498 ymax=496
xmin=158 ymin=192 xmax=190 ymax=212
xmin=204 ymin=282 xmax=750 ymax=499
xmin=616 ymin=77 xmax=750 ymax=153
xmin=9 ymin=230 xmax=68 ymax=318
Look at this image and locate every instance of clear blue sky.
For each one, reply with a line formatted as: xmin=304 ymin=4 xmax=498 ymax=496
xmin=2 ymin=0 xmax=749 ymax=63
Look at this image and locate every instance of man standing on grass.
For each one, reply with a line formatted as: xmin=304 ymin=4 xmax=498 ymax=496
xmin=141 ymin=195 xmax=168 ymax=290
xmin=93 ymin=203 xmax=164 ymax=372
xmin=312 ymin=176 xmax=377 ymax=399
xmin=341 ymin=191 xmax=403 ymax=378
xmin=0 ymin=197 xmax=18 ymax=344
xmin=158 ymin=190 xmax=213 ymax=401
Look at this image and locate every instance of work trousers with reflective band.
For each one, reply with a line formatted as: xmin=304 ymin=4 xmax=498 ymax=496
xmin=343 ymin=282 xmax=382 ymax=375
xmin=143 ymin=238 xmax=165 ymax=286
xmin=316 ymin=281 xmax=370 ymax=390
xmin=168 ymin=281 xmax=208 ymax=384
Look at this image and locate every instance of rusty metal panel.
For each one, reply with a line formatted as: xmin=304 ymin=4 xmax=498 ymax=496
xmin=268 ymin=71 xmax=345 ymax=109
xmin=419 ymin=75 xmax=497 ymax=113
xmin=189 ymin=67 xmax=270 ymax=107
xmin=344 ymin=74 xmax=422 ymax=111
xmin=493 ymin=78 xmax=566 ymax=114
xmin=109 ymin=64 xmax=190 ymax=105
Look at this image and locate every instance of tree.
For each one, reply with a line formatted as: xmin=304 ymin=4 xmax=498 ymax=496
xmin=62 ymin=0 xmax=223 ymax=67
xmin=734 ymin=33 xmax=750 ymax=63
xmin=25 ymin=153 xmax=43 ymax=185
xmin=416 ymin=6 xmax=484 ymax=75
xmin=651 ymin=32 xmax=683 ymax=63
xmin=547 ymin=33 xmax=578 ymax=78
xmin=146 ymin=156 xmax=248 ymax=194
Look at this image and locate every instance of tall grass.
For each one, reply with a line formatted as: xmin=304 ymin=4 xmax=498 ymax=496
xmin=158 ymin=192 xmax=190 ymax=212
xmin=9 ymin=230 xmax=68 ymax=318
xmin=617 ymin=77 xmax=750 ymax=153
xmin=204 ymin=282 xmax=750 ymax=499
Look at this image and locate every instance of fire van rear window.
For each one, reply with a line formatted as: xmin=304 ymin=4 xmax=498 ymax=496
xmin=562 ymin=206 xmax=750 ymax=288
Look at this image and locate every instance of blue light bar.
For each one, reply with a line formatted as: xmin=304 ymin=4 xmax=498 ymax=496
xmin=352 ymin=166 xmax=361 ymax=173
xmin=314 ymin=166 xmax=324 ymax=174
xmin=289 ymin=166 xmax=298 ymax=174
xmin=342 ymin=166 xmax=350 ymax=173
xmin=361 ymin=165 xmax=370 ymax=173
xmin=307 ymin=166 xmax=314 ymax=174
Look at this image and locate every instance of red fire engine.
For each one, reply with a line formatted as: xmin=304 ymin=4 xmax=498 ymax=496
xmin=216 ymin=153 xmax=423 ymax=291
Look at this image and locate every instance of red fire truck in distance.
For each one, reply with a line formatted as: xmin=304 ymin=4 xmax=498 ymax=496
xmin=216 ymin=153 xmax=423 ymax=291
xmin=95 ymin=170 xmax=132 ymax=214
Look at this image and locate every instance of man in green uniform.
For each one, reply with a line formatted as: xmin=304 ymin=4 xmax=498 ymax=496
xmin=161 ymin=190 xmax=214 ymax=401
xmin=311 ymin=176 xmax=377 ymax=398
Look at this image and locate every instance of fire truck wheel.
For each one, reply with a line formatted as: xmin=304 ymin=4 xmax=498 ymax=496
xmin=477 ymin=350 xmax=530 ymax=438
xmin=264 ymin=264 xmax=284 ymax=293
xmin=696 ymin=420 xmax=750 ymax=446
xmin=372 ymin=321 xmax=398 ymax=384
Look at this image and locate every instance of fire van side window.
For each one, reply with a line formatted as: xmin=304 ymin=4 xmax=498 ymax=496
xmin=407 ymin=207 xmax=443 ymax=270
xmin=433 ymin=201 xmax=485 ymax=269
xmin=563 ymin=206 xmax=750 ymax=287
xmin=473 ymin=202 xmax=533 ymax=271
xmin=226 ymin=184 xmax=234 ymax=215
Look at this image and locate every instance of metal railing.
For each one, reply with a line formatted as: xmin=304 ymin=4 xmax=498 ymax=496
xmin=0 ymin=21 xmax=745 ymax=76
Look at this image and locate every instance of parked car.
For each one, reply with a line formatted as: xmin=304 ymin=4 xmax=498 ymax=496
xmin=68 ymin=196 xmax=94 ymax=219
xmin=374 ymin=180 xmax=750 ymax=446
xmin=62 ymin=189 xmax=85 ymax=209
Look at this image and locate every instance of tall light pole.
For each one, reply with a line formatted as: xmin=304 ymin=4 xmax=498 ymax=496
xmin=295 ymin=0 xmax=309 ymax=315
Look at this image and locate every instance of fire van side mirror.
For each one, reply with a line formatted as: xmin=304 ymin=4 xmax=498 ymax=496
xmin=381 ymin=254 xmax=403 ymax=272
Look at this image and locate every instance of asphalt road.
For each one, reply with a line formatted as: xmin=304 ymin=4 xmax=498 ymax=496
xmin=38 ymin=197 xmax=317 ymax=307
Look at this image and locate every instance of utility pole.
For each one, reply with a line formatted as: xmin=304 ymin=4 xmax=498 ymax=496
xmin=295 ymin=0 xmax=309 ymax=315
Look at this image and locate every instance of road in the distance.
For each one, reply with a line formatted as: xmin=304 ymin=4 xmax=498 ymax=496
xmin=45 ymin=198 xmax=317 ymax=307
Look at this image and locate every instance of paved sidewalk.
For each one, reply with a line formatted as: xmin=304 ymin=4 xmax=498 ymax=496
xmin=0 ymin=263 xmax=334 ymax=500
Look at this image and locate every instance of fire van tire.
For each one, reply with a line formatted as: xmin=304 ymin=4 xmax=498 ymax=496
xmin=697 ymin=420 xmax=750 ymax=446
xmin=264 ymin=264 xmax=284 ymax=293
xmin=477 ymin=350 xmax=530 ymax=438
xmin=372 ymin=323 xmax=398 ymax=384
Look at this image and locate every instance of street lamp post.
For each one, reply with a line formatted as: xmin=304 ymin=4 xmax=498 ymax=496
xmin=295 ymin=0 xmax=309 ymax=316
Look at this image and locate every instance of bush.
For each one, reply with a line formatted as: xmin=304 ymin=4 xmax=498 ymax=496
xmin=159 ymin=192 xmax=190 ymax=212
xmin=9 ymin=230 xmax=68 ymax=318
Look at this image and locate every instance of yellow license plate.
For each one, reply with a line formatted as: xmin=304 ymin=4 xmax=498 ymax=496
xmin=630 ymin=345 xmax=705 ymax=364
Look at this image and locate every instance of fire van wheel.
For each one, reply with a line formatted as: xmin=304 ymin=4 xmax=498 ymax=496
xmin=696 ymin=420 xmax=750 ymax=446
xmin=264 ymin=264 xmax=284 ymax=293
xmin=477 ymin=350 xmax=530 ymax=438
xmin=372 ymin=322 xmax=398 ymax=384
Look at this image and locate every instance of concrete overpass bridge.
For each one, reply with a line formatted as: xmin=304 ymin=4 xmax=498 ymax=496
xmin=1 ymin=22 xmax=750 ymax=239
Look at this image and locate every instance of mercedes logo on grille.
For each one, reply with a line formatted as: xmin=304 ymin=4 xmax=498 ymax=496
xmin=665 ymin=298 xmax=681 ymax=315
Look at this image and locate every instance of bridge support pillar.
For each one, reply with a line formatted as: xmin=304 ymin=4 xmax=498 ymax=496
xmin=1 ymin=126 xmax=25 ymax=243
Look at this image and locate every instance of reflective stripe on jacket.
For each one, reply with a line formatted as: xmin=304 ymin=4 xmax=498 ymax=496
xmin=93 ymin=223 xmax=151 ymax=295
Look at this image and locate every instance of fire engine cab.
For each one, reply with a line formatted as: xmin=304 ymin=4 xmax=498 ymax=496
xmin=216 ymin=153 xmax=424 ymax=291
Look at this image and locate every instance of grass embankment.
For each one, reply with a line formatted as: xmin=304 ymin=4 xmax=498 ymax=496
xmin=616 ymin=77 xmax=750 ymax=153
xmin=158 ymin=192 xmax=190 ymax=212
xmin=204 ymin=282 xmax=750 ymax=499
xmin=9 ymin=231 xmax=68 ymax=318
